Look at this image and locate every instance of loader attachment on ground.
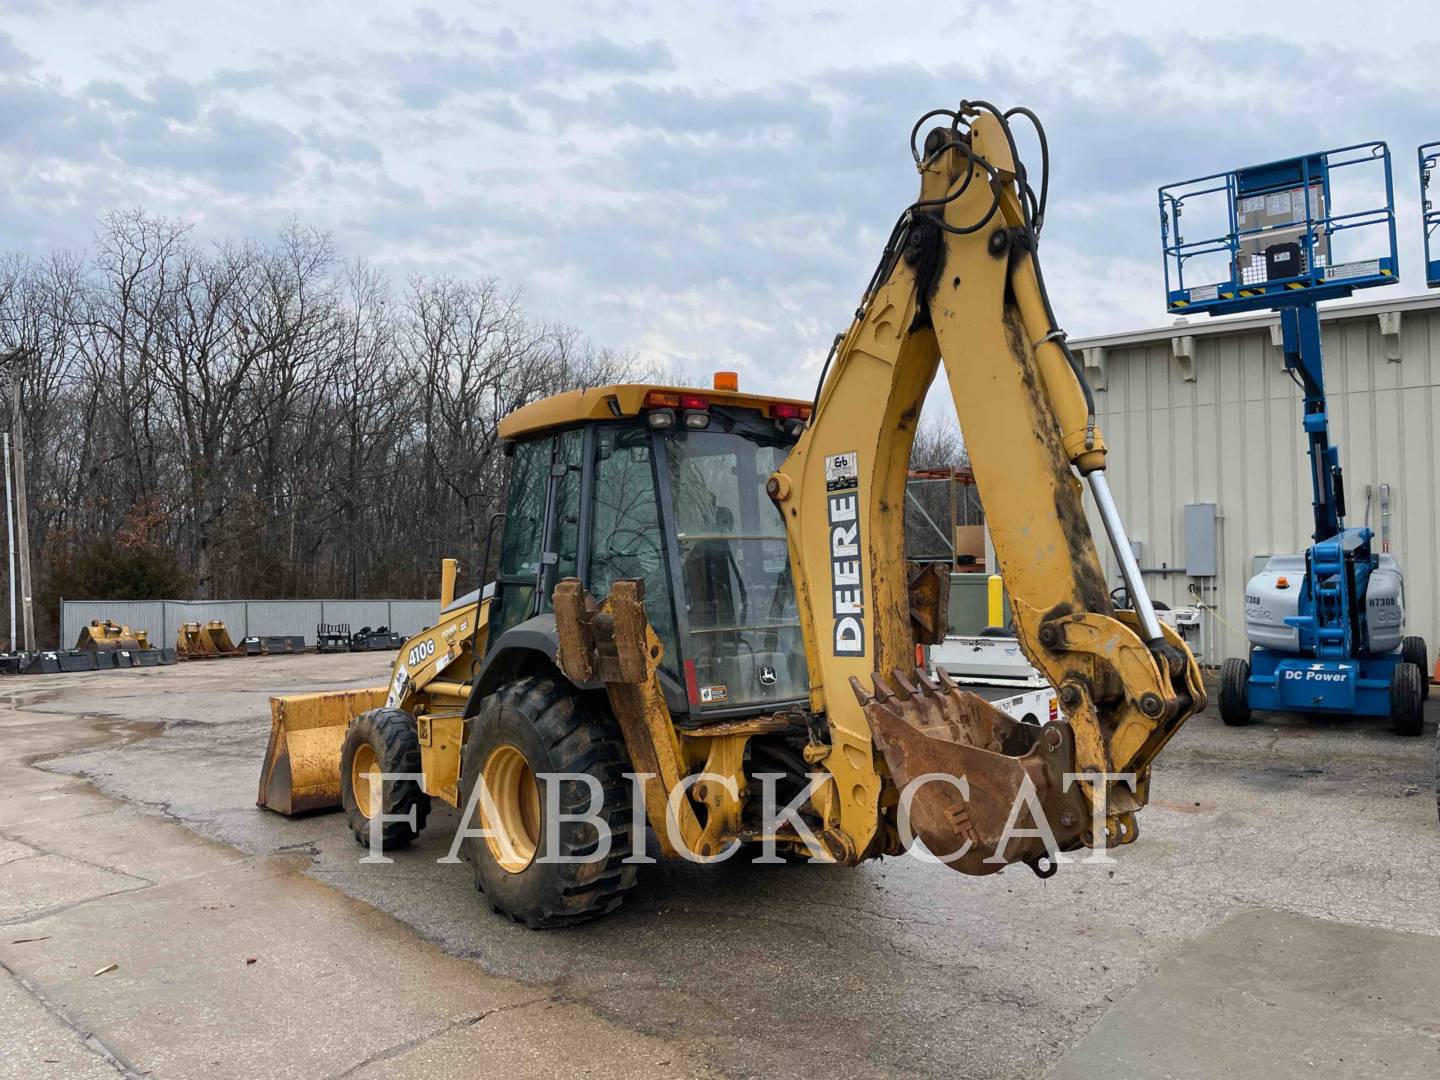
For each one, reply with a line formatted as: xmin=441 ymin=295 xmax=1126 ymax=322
xmin=76 ymin=619 xmax=153 ymax=653
xmin=852 ymin=667 xmax=1091 ymax=877
xmin=177 ymin=620 xmax=244 ymax=659
xmin=257 ymin=687 xmax=386 ymax=814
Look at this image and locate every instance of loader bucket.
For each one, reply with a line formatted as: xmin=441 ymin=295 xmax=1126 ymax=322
xmin=257 ymin=687 xmax=387 ymax=814
xmin=852 ymin=667 xmax=1091 ymax=876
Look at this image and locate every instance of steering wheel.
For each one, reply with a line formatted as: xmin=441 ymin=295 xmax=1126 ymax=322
xmin=1110 ymin=585 xmax=1170 ymax=612
xmin=606 ymin=526 xmax=662 ymax=577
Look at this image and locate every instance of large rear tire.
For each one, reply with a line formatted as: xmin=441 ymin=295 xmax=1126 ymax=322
xmin=1402 ymin=636 xmax=1429 ymax=701
xmin=340 ymin=708 xmax=432 ymax=850
xmin=1390 ymin=662 xmax=1425 ymax=737
xmin=1434 ymin=723 xmax=1440 ymax=824
xmin=1219 ymin=657 xmax=1252 ymax=727
xmin=460 ymin=676 xmax=637 ymax=929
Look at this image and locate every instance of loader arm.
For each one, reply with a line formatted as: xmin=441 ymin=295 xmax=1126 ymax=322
xmin=257 ymin=559 xmax=488 ymax=815
xmin=770 ymin=103 xmax=1205 ymax=871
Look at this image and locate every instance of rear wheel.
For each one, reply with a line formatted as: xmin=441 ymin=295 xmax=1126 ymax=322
xmin=1218 ymin=657 xmax=1252 ymax=727
xmin=1434 ymin=723 xmax=1440 ymax=824
xmin=1389 ymin=662 xmax=1424 ymax=737
xmin=340 ymin=708 xmax=431 ymax=850
xmin=460 ymin=676 xmax=637 ymax=928
xmin=1402 ymin=636 xmax=1429 ymax=701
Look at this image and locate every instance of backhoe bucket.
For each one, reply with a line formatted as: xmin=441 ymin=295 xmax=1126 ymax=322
xmin=852 ymin=667 xmax=1090 ymax=876
xmin=257 ymin=687 xmax=386 ymax=814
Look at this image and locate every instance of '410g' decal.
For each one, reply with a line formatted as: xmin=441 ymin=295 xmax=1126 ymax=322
xmin=407 ymin=639 xmax=436 ymax=667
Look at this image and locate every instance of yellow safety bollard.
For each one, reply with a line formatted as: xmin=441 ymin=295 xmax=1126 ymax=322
xmin=987 ymin=574 xmax=1004 ymax=628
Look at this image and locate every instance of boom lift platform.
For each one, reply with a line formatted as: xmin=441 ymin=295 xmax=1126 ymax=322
xmin=1161 ymin=143 xmax=1427 ymax=733
xmin=1422 ymin=142 xmax=1440 ymax=288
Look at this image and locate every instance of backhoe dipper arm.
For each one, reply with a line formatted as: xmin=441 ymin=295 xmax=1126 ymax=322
xmin=769 ymin=103 xmax=1205 ymax=874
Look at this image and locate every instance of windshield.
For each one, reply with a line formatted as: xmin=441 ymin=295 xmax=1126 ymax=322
xmin=662 ymin=421 xmax=807 ymax=712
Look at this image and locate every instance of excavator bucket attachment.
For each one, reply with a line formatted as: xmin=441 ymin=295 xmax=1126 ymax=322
xmin=257 ymin=687 xmax=386 ymax=814
xmin=177 ymin=620 xmax=244 ymax=659
xmin=852 ymin=667 xmax=1091 ymax=877
xmin=75 ymin=619 xmax=149 ymax=653
xmin=204 ymin=620 xmax=243 ymax=657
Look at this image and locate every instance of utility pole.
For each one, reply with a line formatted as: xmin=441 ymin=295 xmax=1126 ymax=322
xmin=4 ymin=349 xmax=35 ymax=651
xmin=3 ymin=432 xmax=14 ymax=651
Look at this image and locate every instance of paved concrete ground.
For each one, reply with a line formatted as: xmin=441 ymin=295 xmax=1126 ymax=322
xmin=1 ymin=654 xmax=1437 ymax=1078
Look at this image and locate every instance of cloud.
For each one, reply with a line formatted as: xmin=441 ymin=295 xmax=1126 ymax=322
xmin=0 ymin=30 xmax=35 ymax=72
xmin=0 ymin=0 xmax=1434 ymax=404
xmin=557 ymin=36 xmax=673 ymax=74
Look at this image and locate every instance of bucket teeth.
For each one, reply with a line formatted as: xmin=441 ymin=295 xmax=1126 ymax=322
xmin=890 ymin=668 xmax=919 ymax=699
xmin=848 ymin=675 xmax=872 ymax=706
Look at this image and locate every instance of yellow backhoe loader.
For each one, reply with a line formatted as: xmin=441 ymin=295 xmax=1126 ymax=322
xmin=258 ymin=100 xmax=1204 ymax=927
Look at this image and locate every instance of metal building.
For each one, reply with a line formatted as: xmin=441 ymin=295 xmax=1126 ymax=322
xmin=1073 ymin=292 xmax=1440 ymax=667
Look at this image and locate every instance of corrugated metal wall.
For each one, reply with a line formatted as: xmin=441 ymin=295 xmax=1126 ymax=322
xmin=61 ymin=598 xmax=444 ymax=651
xmin=1081 ymin=299 xmax=1440 ymax=666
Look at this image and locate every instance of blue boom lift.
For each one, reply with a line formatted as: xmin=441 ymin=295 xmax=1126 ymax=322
xmin=1160 ymin=142 xmax=1428 ymax=735
xmin=1422 ymin=142 xmax=1440 ymax=289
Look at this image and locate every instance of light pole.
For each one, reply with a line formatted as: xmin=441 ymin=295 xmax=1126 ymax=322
xmin=3 ymin=432 xmax=14 ymax=651
xmin=3 ymin=348 xmax=35 ymax=651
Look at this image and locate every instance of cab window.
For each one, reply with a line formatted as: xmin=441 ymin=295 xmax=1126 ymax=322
xmin=588 ymin=424 xmax=680 ymax=672
xmin=492 ymin=435 xmax=551 ymax=641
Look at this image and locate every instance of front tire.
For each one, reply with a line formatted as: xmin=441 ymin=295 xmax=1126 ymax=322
xmin=1219 ymin=657 xmax=1252 ymax=727
xmin=340 ymin=708 xmax=432 ymax=850
xmin=1402 ymin=636 xmax=1429 ymax=701
xmin=1390 ymin=662 xmax=1424 ymax=737
xmin=460 ymin=676 xmax=637 ymax=928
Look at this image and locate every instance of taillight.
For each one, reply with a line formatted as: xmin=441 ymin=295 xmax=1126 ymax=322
xmin=645 ymin=391 xmax=681 ymax=408
xmin=678 ymin=393 xmax=709 ymax=410
xmin=768 ymin=402 xmax=812 ymax=421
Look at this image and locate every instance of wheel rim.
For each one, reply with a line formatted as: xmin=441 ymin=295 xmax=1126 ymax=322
xmin=351 ymin=743 xmax=379 ymax=820
xmin=481 ymin=745 xmax=541 ymax=873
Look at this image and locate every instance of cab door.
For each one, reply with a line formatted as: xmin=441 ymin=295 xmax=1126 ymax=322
xmin=489 ymin=428 xmax=588 ymax=647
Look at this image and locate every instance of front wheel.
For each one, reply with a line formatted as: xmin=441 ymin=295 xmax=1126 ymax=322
xmin=460 ymin=676 xmax=638 ymax=928
xmin=1402 ymin=636 xmax=1429 ymax=701
xmin=1218 ymin=657 xmax=1252 ymax=727
xmin=340 ymin=708 xmax=431 ymax=850
xmin=1390 ymin=662 xmax=1425 ymax=737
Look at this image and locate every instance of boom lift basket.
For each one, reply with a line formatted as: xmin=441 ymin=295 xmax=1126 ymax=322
xmin=1422 ymin=141 xmax=1440 ymax=288
xmin=1160 ymin=142 xmax=1398 ymax=316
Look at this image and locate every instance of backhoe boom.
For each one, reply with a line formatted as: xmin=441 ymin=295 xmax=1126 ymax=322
xmin=770 ymin=103 xmax=1205 ymax=871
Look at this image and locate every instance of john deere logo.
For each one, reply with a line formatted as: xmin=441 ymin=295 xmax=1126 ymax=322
xmin=759 ymin=665 xmax=777 ymax=686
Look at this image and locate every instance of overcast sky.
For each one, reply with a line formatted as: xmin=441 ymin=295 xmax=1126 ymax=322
xmin=2 ymin=0 xmax=1436 ymax=401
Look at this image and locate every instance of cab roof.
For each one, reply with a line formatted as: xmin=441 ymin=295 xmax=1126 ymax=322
xmin=498 ymin=382 xmax=809 ymax=441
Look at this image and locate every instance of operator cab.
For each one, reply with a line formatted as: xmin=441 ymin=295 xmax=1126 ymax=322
xmin=488 ymin=377 xmax=812 ymax=721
